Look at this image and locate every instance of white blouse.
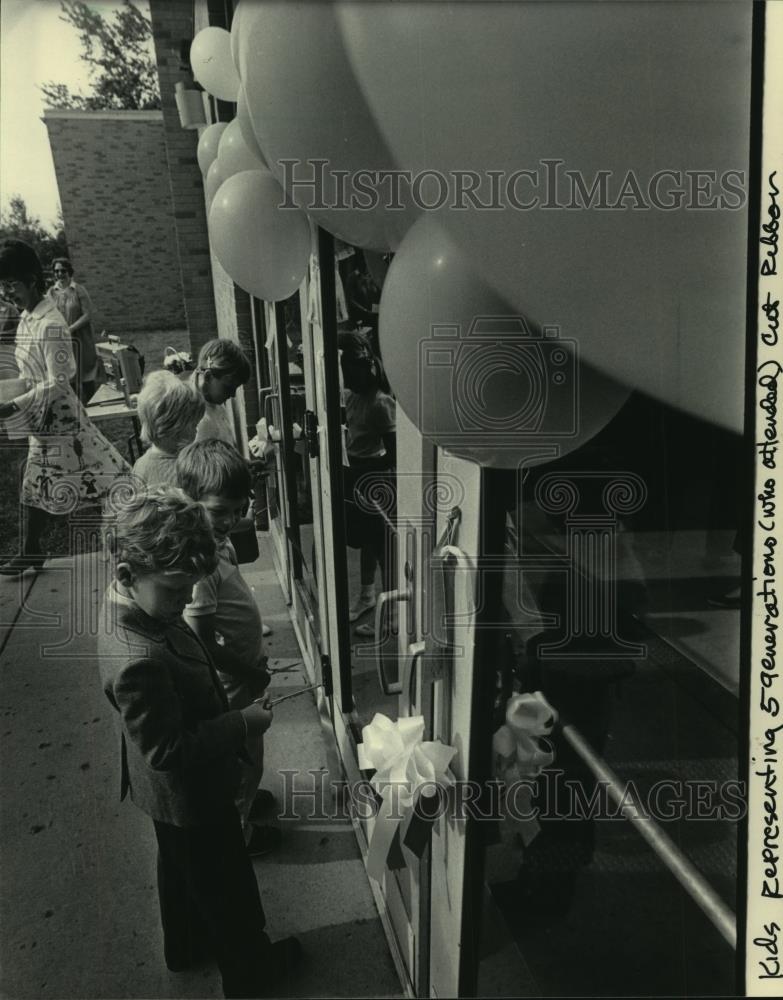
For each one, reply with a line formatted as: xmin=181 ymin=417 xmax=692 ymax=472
xmin=13 ymin=297 xmax=76 ymax=429
xmin=195 ymin=400 xmax=236 ymax=446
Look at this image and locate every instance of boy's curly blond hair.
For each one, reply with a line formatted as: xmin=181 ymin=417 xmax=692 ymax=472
xmin=105 ymin=485 xmax=217 ymax=577
xmin=137 ymin=370 xmax=205 ymax=449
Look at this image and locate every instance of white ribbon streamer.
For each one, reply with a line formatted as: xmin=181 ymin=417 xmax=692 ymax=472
xmin=358 ymin=713 xmax=456 ymax=882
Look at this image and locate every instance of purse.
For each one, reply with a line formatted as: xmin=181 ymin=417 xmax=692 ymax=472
xmin=229 ymin=510 xmax=260 ymax=564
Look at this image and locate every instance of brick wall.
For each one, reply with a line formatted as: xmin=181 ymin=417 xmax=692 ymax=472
xmin=44 ymin=110 xmax=186 ymax=333
xmin=148 ymin=0 xmax=259 ymax=429
xmin=148 ymin=0 xmax=218 ymax=356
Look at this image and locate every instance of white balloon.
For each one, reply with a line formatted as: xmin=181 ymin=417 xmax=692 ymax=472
xmin=208 ymin=170 xmax=311 ymax=302
xmin=380 ymin=216 xmax=630 ymax=469
xmin=364 ymin=250 xmax=391 ymax=292
xmin=217 ymin=118 xmax=265 ymax=179
xmin=339 ymin=1 xmax=751 ymax=430
xmin=230 ymin=0 xmax=248 ymax=76
xmin=197 ymin=121 xmax=227 ymax=175
xmin=191 ymin=26 xmax=241 ymax=102
xmin=236 ymin=86 xmax=268 ymax=168
xmin=204 ymin=158 xmax=225 ymax=210
xmin=236 ymin=1 xmax=418 ymax=251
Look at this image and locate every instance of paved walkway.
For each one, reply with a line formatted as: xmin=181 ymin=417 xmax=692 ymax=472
xmin=0 ymin=534 xmax=401 ymax=999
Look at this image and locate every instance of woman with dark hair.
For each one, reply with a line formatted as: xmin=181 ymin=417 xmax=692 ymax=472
xmin=0 ymin=239 xmax=130 ymax=576
xmin=47 ymin=257 xmax=99 ymax=402
xmin=192 ymin=338 xmax=252 ymax=446
xmin=0 ymin=288 xmax=20 ymax=347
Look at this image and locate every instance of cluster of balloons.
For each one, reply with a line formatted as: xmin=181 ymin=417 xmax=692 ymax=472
xmin=339 ymin=1 xmax=751 ymax=434
xmin=232 ymin=1 xmax=418 ymax=252
xmin=192 ymin=23 xmax=309 ymax=302
xmin=191 ymin=1 xmax=752 ymax=467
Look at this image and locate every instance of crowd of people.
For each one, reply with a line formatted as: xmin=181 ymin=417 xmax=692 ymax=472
xmin=0 ymin=252 xmax=99 ymax=397
xmin=0 ymin=237 xmax=301 ymax=997
xmin=0 ymin=240 xmax=128 ymax=574
xmin=0 ymin=233 xmax=399 ymax=997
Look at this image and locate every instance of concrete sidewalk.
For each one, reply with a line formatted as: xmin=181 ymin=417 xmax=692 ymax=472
xmin=0 ymin=534 xmax=401 ymax=999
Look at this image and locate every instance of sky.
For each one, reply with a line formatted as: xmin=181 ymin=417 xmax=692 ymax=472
xmin=0 ymin=0 xmax=147 ymax=229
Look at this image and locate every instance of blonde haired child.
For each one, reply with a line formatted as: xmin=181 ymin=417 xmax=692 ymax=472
xmin=132 ymin=370 xmax=205 ymax=486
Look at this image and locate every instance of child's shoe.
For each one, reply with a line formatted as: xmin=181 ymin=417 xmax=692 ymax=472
xmin=246 ymin=825 xmax=282 ymax=857
xmin=0 ymin=554 xmax=46 ymax=576
xmin=349 ymin=594 xmax=376 ymax=622
xmin=355 ymin=607 xmax=398 ymax=638
xmin=248 ymin=789 xmax=277 ymax=823
xmin=262 ymin=937 xmax=303 ymax=995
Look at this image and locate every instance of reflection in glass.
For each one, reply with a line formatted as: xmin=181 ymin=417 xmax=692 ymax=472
xmin=477 ymin=398 xmax=741 ymax=997
xmin=337 ymin=248 xmax=399 ymax=725
xmin=284 ymin=289 xmax=318 ymax=609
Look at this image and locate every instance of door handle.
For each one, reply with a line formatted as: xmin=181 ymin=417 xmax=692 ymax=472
xmin=374 ymin=587 xmax=411 ymax=695
xmin=303 ymin=409 xmax=319 ymax=458
xmin=264 ymin=391 xmax=280 ymax=430
xmin=401 ymin=639 xmax=426 ymax=712
xmin=438 ymin=544 xmax=475 ymax=623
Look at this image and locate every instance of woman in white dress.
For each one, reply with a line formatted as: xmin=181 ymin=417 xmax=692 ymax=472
xmin=0 ymin=239 xmax=131 ymax=576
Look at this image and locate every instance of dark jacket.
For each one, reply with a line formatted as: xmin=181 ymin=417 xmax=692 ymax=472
xmin=98 ymin=584 xmax=246 ymax=827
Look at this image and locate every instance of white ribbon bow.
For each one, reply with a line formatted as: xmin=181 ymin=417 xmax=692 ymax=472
xmin=358 ymin=714 xmax=456 ymax=882
xmin=492 ymin=691 xmax=558 ymax=845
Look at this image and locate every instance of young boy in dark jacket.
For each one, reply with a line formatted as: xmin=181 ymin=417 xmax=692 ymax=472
xmin=99 ymin=485 xmax=298 ymax=998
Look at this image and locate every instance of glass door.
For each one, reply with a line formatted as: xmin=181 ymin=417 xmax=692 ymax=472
xmin=356 ymin=403 xmax=439 ymax=997
xmin=314 ymin=236 xmax=489 ymax=996
xmin=271 ymin=281 xmax=323 ymax=682
xmin=462 ymin=408 xmax=742 ymax=997
xmin=259 ymin=300 xmax=293 ymax=604
xmin=302 ymin=234 xmax=433 ymax=993
xmin=425 ymin=452 xmax=486 ymax=999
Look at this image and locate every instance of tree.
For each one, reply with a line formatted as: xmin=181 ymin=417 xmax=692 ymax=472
xmin=0 ymin=195 xmax=69 ymax=274
xmin=40 ymin=1 xmax=160 ymax=111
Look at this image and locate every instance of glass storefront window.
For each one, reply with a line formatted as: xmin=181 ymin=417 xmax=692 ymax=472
xmin=475 ymin=395 xmax=741 ymax=997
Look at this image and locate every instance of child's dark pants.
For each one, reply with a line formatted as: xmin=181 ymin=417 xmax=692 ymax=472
xmin=153 ymin=807 xmax=272 ymax=999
